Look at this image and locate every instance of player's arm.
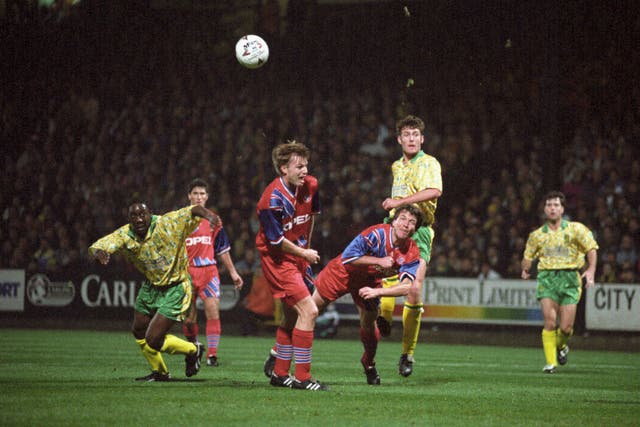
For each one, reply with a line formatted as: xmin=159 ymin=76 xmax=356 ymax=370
xmin=360 ymin=277 xmax=411 ymax=299
xmin=350 ymin=255 xmax=394 ymax=270
xmin=191 ymin=205 xmax=220 ymax=227
xmin=212 ymin=227 xmax=243 ymax=289
xmin=88 ymin=230 xmax=126 ymax=265
xmin=258 ymin=207 xmax=319 ymax=264
xmin=382 ymin=188 xmax=442 ymax=211
xmin=218 ymin=251 xmax=244 ymax=289
xmin=280 ymin=238 xmax=320 ymax=264
xmin=581 ymin=248 xmax=597 ymax=288
xmin=521 ymin=233 xmax=539 ymax=280
xmin=521 ymin=258 xmax=533 ymax=280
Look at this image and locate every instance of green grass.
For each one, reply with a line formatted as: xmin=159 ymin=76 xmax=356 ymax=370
xmin=1 ymin=329 xmax=639 ymax=426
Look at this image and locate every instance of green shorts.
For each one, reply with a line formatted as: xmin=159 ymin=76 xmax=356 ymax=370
xmin=536 ymin=270 xmax=582 ymax=305
xmin=412 ymin=225 xmax=434 ymax=263
xmin=135 ymin=279 xmax=193 ymax=322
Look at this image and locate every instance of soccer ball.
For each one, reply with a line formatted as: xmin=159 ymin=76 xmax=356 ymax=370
xmin=235 ymin=35 xmax=269 ymax=69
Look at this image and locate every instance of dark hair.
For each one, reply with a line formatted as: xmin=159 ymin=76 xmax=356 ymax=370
xmin=396 ymin=115 xmax=425 ymax=135
xmin=543 ymin=191 xmax=566 ymax=208
xmin=188 ymin=178 xmax=208 ymax=193
xmin=392 ymin=204 xmax=424 ymax=229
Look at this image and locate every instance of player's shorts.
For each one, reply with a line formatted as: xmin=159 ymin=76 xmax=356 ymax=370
xmin=536 ymin=269 xmax=582 ymax=305
xmin=316 ymin=261 xmax=379 ymax=312
xmin=189 ymin=265 xmax=221 ymax=300
xmin=412 ymin=225 xmax=434 ymax=263
xmin=135 ymin=279 xmax=192 ymax=322
xmin=260 ymin=254 xmax=314 ymax=307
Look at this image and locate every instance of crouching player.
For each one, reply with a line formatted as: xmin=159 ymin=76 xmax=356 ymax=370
xmin=313 ymin=205 xmax=423 ymax=385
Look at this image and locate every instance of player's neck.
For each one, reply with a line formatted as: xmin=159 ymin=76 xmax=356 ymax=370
xmin=547 ymin=219 xmax=561 ymax=230
xmin=403 ymin=152 xmax=418 ymax=163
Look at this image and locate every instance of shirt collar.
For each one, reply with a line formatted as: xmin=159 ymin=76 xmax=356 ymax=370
xmin=127 ymin=215 xmax=158 ymax=240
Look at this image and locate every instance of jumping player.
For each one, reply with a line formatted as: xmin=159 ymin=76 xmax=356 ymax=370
xmin=183 ymin=178 xmax=243 ymax=367
xmin=380 ymin=115 xmax=443 ymax=377
xmin=256 ymin=141 xmax=326 ymax=391
xmin=312 ymin=205 xmax=423 ymax=385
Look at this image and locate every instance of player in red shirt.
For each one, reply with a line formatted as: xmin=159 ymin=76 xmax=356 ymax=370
xmin=256 ymin=141 xmax=325 ymax=391
xmin=313 ymin=204 xmax=423 ymax=385
xmin=183 ymin=178 xmax=243 ymax=367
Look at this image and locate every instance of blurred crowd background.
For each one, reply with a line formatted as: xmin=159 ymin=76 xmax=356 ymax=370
xmin=2 ymin=0 xmax=639 ymax=285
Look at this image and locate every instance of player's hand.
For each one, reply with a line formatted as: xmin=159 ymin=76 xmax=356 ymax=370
xmin=231 ymin=272 xmax=244 ymax=290
xmin=208 ymin=213 xmax=221 ymax=228
xmin=95 ymin=250 xmax=110 ymax=265
xmin=382 ymin=198 xmax=399 ymax=211
xmin=582 ymin=272 xmax=596 ymax=288
xmin=521 ymin=270 xmax=530 ymax=280
xmin=359 ymin=286 xmax=378 ymax=300
xmin=304 ymin=249 xmax=320 ymax=265
xmin=377 ymin=256 xmax=394 ymax=269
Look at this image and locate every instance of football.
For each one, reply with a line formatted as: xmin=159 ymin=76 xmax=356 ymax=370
xmin=235 ymin=35 xmax=269 ymax=69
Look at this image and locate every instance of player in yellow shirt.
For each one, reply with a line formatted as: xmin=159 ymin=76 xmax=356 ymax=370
xmin=89 ymin=202 xmax=219 ymax=381
xmin=379 ymin=115 xmax=442 ymax=377
xmin=521 ymin=191 xmax=598 ymax=373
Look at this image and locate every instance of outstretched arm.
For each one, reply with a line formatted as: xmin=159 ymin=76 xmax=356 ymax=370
xmin=382 ymin=188 xmax=442 ymax=211
xmin=359 ymin=277 xmax=411 ymax=300
xmin=191 ymin=205 xmax=220 ymax=227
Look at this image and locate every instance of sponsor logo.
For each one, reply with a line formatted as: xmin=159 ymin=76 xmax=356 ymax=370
xmin=80 ymin=274 xmax=139 ymax=307
xmin=26 ymin=274 xmax=75 ymax=306
xmin=186 ymin=236 xmax=212 ymax=246
xmin=283 ymin=214 xmax=311 ymax=231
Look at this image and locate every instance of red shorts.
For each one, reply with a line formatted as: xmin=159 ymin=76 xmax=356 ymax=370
xmin=316 ymin=259 xmax=378 ymax=311
xmin=189 ymin=265 xmax=221 ymax=300
xmin=260 ymin=253 xmax=312 ymax=307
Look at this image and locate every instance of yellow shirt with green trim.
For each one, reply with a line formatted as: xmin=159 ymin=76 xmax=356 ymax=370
xmin=89 ymin=206 xmax=200 ymax=286
xmin=390 ymin=150 xmax=442 ymax=225
xmin=523 ymin=219 xmax=599 ymax=270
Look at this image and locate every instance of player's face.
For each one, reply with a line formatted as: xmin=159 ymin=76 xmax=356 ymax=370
xmin=392 ymin=210 xmax=418 ymax=240
xmin=397 ymin=127 xmax=424 ymax=158
xmin=281 ymin=154 xmax=308 ymax=187
xmin=188 ymin=186 xmax=209 ymax=207
xmin=128 ymin=203 xmax=152 ymax=238
xmin=544 ymin=197 xmax=564 ymax=222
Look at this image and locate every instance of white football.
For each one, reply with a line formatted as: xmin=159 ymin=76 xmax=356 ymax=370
xmin=235 ymin=35 xmax=269 ymax=69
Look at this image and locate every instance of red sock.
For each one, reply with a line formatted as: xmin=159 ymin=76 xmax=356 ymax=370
xmin=273 ymin=327 xmax=293 ymax=377
xmin=206 ymin=318 xmax=221 ymax=357
xmin=182 ymin=323 xmax=199 ymax=343
xmin=360 ymin=327 xmax=379 ymax=367
xmin=292 ymin=328 xmax=314 ymax=381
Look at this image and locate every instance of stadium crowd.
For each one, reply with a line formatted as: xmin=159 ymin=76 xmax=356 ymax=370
xmin=2 ymin=1 xmax=639 ymax=286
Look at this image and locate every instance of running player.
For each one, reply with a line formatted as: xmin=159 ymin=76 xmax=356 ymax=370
xmin=312 ymin=205 xmax=423 ymax=385
xmin=256 ymin=141 xmax=326 ymax=391
xmin=89 ymin=202 xmax=217 ymax=381
xmin=521 ymin=191 xmax=598 ymax=373
xmin=183 ymin=178 xmax=243 ymax=367
xmin=379 ymin=115 xmax=443 ymax=377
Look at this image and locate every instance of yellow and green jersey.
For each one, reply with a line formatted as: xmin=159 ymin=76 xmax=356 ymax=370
xmin=390 ymin=150 xmax=442 ymax=225
xmin=523 ymin=219 xmax=599 ymax=270
xmin=89 ymin=206 xmax=200 ymax=286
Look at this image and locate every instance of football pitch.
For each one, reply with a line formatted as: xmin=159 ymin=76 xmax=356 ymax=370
xmin=1 ymin=328 xmax=638 ymax=426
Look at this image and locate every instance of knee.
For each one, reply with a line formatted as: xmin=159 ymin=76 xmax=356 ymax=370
xmin=407 ymin=285 xmax=422 ymax=303
xmin=131 ymin=326 xmax=145 ymax=340
xmin=307 ymin=304 xmax=319 ymax=320
xmin=145 ymin=333 xmax=164 ymax=351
